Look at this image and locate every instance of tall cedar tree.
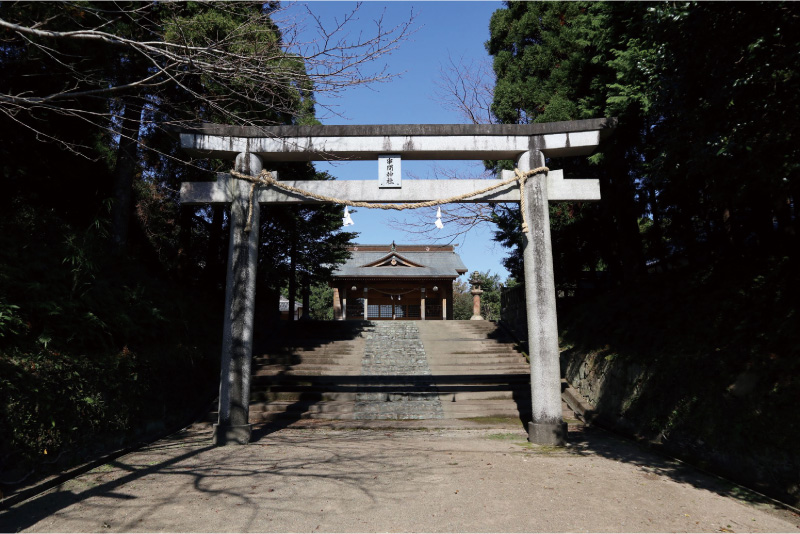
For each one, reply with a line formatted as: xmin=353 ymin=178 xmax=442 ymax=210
xmin=487 ymin=2 xmax=645 ymax=286
xmin=486 ymin=2 xmax=799 ymax=287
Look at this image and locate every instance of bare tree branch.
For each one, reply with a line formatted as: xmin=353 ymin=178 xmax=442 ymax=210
xmin=389 ymin=58 xmax=508 ymax=245
xmin=0 ymin=2 xmax=416 ymax=159
xmin=433 ymin=54 xmax=496 ymax=125
xmin=387 ymin=162 xmax=513 ymax=247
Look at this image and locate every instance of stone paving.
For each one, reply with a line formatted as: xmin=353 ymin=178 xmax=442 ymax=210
xmin=354 ymin=321 xmax=444 ymax=420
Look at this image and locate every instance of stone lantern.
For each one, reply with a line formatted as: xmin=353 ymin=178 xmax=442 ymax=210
xmin=469 ymin=271 xmax=484 ymax=321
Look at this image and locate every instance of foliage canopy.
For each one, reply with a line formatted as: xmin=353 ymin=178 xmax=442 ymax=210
xmin=486 ymin=1 xmax=799 ymax=285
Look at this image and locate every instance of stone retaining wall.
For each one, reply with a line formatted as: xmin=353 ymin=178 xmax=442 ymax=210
xmin=561 ymin=347 xmax=800 ymax=507
xmin=562 ymin=350 xmax=649 ymax=422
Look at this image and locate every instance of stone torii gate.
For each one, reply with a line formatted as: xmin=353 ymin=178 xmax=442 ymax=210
xmin=179 ymin=119 xmax=615 ymax=446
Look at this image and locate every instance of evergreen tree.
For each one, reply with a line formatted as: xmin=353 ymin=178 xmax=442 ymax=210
xmin=256 ymin=168 xmax=357 ymax=325
xmin=486 ymin=1 xmax=800 ymax=286
xmin=487 ymin=2 xmax=645 ymax=286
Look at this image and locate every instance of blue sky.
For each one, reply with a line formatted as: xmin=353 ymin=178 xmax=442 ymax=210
xmin=283 ymin=1 xmax=511 ymax=281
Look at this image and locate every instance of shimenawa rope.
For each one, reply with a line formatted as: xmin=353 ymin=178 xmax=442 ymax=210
xmin=229 ymin=166 xmax=548 ymax=233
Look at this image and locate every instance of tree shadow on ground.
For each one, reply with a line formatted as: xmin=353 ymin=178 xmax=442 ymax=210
xmin=563 ymin=425 xmax=788 ymax=511
xmin=0 ymin=427 xmax=454 ymax=532
xmin=0 ymin=431 xmax=216 ymax=532
xmin=1 ymin=424 xmax=794 ymax=533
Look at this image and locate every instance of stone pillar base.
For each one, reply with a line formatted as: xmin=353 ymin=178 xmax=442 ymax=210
xmin=469 ymin=315 xmax=484 ymax=320
xmin=527 ymin=421 xmax=568 ymax=446
xmin=212 ymin=424 xmax=252 ymax=445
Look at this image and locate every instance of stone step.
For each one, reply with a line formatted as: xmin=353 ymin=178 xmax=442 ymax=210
xmin=253 ymin=365 xmax=354 ymax=373
xmin=426 ymin=325 xmax=510 ymax=335
xmin=428 ymin=362 xmax=529 ymax=369
xmin=265 ymin=347 xmax=357 ymax=354
xmin=431 ymin=357 xmax=526 ymax=363
xmin=428 ymin=370 xmax=530 ymax=376
xmin=427 ymin=339 xmax=517 ymax=346
xmin=253 ymin=362 xmax=346 ymax=370
xmin=428 ymin=352 xmax=525 ymax=360
xmin=250 ymin=411 xmax=353 ymax=423
xmin=253 ymin=374 xmax=529 ymax=387
xmin=254 ymin=355 xmax=353 ymax=364
xmin=356 ymin=391 xmax=442 ymax=402
xmin=266 ymin=340 xmax=359 ymax=347
xmin=253 ymin=367 xmax=351 ymax=374
xmin=438 ymin=354 xmax=523 ymax=360
xmin=208 ymin=406 xmax=359 ymax=423
xmin=354 ymin=408 xmax=444 ymax=421
xmin=431 ymin=369 xmax=530 ymax=377
xmin=280 ymin=348 xmax=357 ymax=355
xmin=285 ymin=342 xmax=357 ymax=347
xmin=250 ymin=391 xmax=358 ymax=402
xmin=431 ymin=338 xmax=510 ymax=347
xmin=254 ymin=354 xmax=350 ymax=363
xmin=250 ymin=400 xmax=356 ymax=414
xmin=206 ymin=400 xmax=574 ymax=424
xmin=441 ymin=390 xmax=530 ymax=401
xmin=441 ymin=400 xmax=573 ymax=415
xmin=254 ymin=385 xmax=529 ymax=400
xmin=442 ymin=407 xmax=526 ymax=418
xmin=442 ymin=345 xmax=522 ymax=351
xmin=254 ymin=368 xmax=529 ymax=378
xmin=252 ymin=370 xmax=361 ymax=379
xmin=429 ymin=365 xmax=529 ymax=372
xmin=260 ymin=349 xmax=357 ymax=355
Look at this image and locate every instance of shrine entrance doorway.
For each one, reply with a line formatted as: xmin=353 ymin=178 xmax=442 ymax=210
xmin=346 ymin=287 xmax=435 ymax=320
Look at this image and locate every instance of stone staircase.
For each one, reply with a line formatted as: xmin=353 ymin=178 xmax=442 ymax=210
xmin=417 ymin=320 xmax=531 ymax=421
xmin=247 ymin=321 xmax=365 ymax=423
xmin=207 ymin=320 xmax=575 ymax=425
xmin=354 ymin=321 xmax=445 ymax=420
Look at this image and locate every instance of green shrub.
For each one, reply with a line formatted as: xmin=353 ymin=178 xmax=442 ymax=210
xmin=0 ymin=205 xmax=219 ymax=477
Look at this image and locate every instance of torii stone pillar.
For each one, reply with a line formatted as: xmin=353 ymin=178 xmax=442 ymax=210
xmin=214 ymin=152 xmax=263 ymax=445
xmin=519 ymin=147 xmax=566 ymax=445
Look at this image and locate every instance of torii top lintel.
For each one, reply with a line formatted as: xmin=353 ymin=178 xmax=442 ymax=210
xmin=178 ymin=118 xmax=616 ymax=162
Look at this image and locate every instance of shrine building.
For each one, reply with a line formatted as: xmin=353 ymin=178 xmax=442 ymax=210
xmin=331 ymin=243 xmax=468 ymax=320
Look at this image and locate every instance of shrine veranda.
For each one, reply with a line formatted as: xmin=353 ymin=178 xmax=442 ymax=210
xmin=179 ymin=118 xmax=616 ymax=446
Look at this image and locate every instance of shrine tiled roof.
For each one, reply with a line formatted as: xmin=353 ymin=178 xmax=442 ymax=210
xmin=332 ymin=244 xmax=468 ymax=279
xmin=279 ymin=295 xmax=302 ymax=312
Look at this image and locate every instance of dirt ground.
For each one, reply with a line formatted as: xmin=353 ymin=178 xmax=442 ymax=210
xmin=1 ymin=421 xmax=798 ymax=533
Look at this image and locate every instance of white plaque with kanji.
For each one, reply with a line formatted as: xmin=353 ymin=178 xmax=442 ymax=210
xmin=378 ymin=155 xmax=401 ymax=188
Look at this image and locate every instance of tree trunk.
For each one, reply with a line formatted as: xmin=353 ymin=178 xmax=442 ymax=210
xmin=205 ymin=205 xmax=225 ymax=288
xmin=648 ymin=180 xmax=666 ymax=265
xmin=177 ymin=205 xmax=193 ymax=277
xmin=603 ymin=132 xmax=645 ymax=284
xmin=301 ymin=273 xmax=310 ymax=320
xmin=288 ymin=220 xmax=297 ymax=321
xmin=110 ymin=100 xmax=140 ymax=256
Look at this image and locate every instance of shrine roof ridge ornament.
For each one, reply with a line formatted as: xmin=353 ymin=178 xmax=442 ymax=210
xmin=349 ymin=244 xmax=455 ymax=252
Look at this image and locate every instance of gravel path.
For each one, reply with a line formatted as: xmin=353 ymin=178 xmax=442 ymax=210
xmin=1 ymin=423 xmax=797 ymax=533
